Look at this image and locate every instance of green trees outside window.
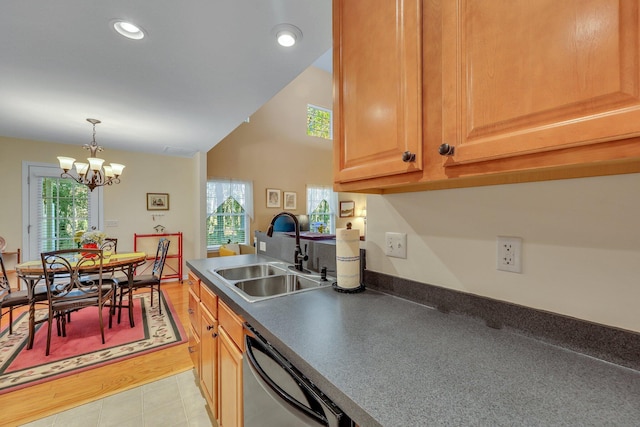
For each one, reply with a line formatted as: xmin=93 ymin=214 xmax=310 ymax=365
xmin=206 ymin=197 xmax=246 ymax=246
xmin=39 ymin=178 xmax=90 ymax=251
xmin=306 ymin=104 xmax=332 ymax=140
xmin=306 ymin=185 xmax=336 ymax=234
xmin=206 ymin=180 xmax=252 ymax=248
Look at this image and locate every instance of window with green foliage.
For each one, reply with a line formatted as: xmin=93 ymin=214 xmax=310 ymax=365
xmin=38 ymin=177 xmax=92 ymax=252
xmin=306 ymin=104 xmax=332 ymax=140
xmin=306 ymin=185 xmax=337 ymax=234
xmin=206 ymin=180 xmax=253 ymax=248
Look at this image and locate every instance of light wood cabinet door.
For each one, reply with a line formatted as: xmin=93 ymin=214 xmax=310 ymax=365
xmin=188 ymin=289 xmax=200 ymax=338
xmin=187 ymin=286 xmax=201 ymax=375
xmin=200 ymin=305 xmax=218 ymax=422
xmin=218 ymin=327 xmax=243 ymax=427
xmin=187 ymin=271 xmax=201 ymax=298
xmin=333 ymin=0 xmax=423 ymax=184
xmin=441 ymin=0 xmax=640 ymax=168
xmin=188 ymin=325 xmax=200 ymax=374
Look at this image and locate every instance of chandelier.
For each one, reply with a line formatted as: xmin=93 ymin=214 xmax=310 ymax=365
xmin=57 ymin=118 xmax=125 ymax=192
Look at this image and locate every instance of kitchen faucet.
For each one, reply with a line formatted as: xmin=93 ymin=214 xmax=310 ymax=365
xmin=266 ymin=211 xmax=308 ymax=271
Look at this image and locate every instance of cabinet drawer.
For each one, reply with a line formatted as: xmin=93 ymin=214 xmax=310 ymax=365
xmin=188 ymin=288 xmax=200 ymax=336
xmin=218 ymin=300 xmax=244 ymax=351
xmin=200 ymin=284 xmax=218 ymax=319
xmin=187 ymin=271 xmax=201 ymax=298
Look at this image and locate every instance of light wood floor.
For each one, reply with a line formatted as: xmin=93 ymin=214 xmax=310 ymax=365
xmin=1 ymin=279 xmax=194 ymax=427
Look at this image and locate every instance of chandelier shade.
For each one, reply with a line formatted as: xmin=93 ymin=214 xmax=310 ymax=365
xmin=57 ymin=118 xmax=125 ymax=191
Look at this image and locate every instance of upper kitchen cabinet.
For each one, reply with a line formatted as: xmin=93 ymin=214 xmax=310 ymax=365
xmin=439 ymin=0 xmax=640 ymax=177
xmin=333 ymin=0 xmax=640 ymax=193
xmin=333 ymin=0 xmax=423 ymax=190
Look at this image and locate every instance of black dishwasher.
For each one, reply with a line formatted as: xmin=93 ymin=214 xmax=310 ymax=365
xmin=243 ymin=328 xmax=353 ymax=427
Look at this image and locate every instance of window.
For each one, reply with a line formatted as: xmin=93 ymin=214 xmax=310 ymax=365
xmin=25 ymin=163 xmax=102 ymax=260
xmin=206 ymin=179 xmax=253 ymax=248
xmin=306 ymin=104 xmax=332 ymax=140
xmin=306 ymin=185 xmax=337 ymax=234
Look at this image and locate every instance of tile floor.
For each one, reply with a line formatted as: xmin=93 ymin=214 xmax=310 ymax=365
xmin=20 ymin=370 xmax=215 ymax=427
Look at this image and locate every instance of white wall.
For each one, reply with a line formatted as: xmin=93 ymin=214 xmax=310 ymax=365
xmin=365 ymin=172 xmax=640 ymax=333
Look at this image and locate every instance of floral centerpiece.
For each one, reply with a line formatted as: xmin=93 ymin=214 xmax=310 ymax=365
xmin=73 ymin=230 xmax=85 ymax=248
xmin=78 ymin=230 xmax=107 ymax=258
xmin=80 ymin=230 xmax=107 ymax=247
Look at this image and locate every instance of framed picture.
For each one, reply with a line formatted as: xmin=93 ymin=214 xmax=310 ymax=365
xmin=266 ymin=188 xmax=281 ymax=208
xmin=147 ymin=193 xmax=169 ymax=210
xmin=284 ymin=191 xmax=297 ymax=210
xmin=339 ymin=200 xmax=355 ymax=217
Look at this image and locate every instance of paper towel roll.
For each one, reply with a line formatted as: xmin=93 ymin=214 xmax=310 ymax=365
xmin=335 ymin=227 xmax=360 ymax=289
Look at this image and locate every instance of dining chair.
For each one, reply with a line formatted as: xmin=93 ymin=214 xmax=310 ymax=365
xmin=0 ymin=252 xmax=48 ymax=334
xmin=40 ymin=248 xmax=115 ymax=356
xmin=116 ymin=238 xmax=170 ymax=327
xmin=103 ymin=238 xmax=118 ymax=254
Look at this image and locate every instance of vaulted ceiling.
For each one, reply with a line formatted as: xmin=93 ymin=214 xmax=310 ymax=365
xmin=0 ymin=1 xmax=332 ymax=157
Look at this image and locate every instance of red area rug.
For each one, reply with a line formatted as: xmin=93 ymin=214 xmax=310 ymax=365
xmin=0 ymin=291 xmax=186 ymax=395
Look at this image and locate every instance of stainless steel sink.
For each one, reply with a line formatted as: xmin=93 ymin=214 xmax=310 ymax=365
xmin=235 ymin=274 xmax=322 ymax=298
xmin=214 ymin=263 xmax=287 ymax=281
xmin=211 ymin=262 xmax=331 ymax=302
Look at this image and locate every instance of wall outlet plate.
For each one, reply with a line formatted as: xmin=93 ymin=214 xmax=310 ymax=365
xmin=497 ymin=236 xmax=522 ymax=273
xmin=385 ymin=232 xmax=407 ymax=259
xmin=259 ymin=241 xmax=266 ymax=252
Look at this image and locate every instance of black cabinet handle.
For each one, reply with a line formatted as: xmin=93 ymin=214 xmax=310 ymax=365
xmin=212 ymin=332 xmax=218 ymax=338
xmin=402 ymin=151 xmax=416 ymax=162
xmin=438 ymin=143 xmax=455 ymax=156
xmin=206 ymin=324 xmax=214 ymax=331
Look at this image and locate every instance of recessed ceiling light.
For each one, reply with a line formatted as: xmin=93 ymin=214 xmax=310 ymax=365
xmin=272 ymin=24 xmax=302 ymax=47
xmin=277 ymin=31 xmax=296 ymax=47
xmin=113 ymin=20 xmax=145 ymax=40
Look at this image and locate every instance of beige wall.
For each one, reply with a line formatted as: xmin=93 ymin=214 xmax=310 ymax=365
xmin=0 ymin=136 xmax=202 ymax=276
xmin=207 ymin=66 xmax=368 ymax=239
xmin=208 ymin=66 xmax=334 ymax=235
xmin=365 ymin=172 xmax=640 ymax=333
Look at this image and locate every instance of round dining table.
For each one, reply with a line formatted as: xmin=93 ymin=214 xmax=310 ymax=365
xmin=15 ymin=251 xmax=147 ymax=350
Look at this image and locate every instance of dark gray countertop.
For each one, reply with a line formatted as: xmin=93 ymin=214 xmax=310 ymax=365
xmin=187 ymin=255 xmax=640 ymax=427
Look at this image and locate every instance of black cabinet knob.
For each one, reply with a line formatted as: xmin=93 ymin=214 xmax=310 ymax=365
xmin=438 ymin=143 xmax=455 ymax=156
xmin=402 ymin=151 xmax=416 ymax=162
xmin=206 ymin=324 xmax=214 ymax=331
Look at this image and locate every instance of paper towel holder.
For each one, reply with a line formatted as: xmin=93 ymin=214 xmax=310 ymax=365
xmin=333 ymin=222 xmax=366 ymax=293
xmin=332 ymin=281 xmax=366 ymax=293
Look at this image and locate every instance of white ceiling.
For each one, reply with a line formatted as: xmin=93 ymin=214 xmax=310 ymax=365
xmin=0 ymin=1 xmax=332 ymax=158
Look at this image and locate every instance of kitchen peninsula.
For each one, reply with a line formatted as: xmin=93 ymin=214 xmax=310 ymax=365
xmin=187 ymin=254 xmax=640 ymax=427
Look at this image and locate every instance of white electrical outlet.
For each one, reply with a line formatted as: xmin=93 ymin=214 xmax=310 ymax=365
xmin=259 ymin=241 xmax=266 ymax=252
xmin=385 ymin=232 xmax=407 ymax=259
xmin=496 ymin=236 xmax=522 ymax=273
xmin=105 ymin=220 xmax=119 ymax=227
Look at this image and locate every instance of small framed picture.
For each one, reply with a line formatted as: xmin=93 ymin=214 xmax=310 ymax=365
xmin=339 ymin=200 xmax=355 ymax=217
xmin=284 ymin=192 xmax=297 ymax=210
xmin=266 ymin=188 xmax=281 ymax=208
xmin=147 ymin=193 xmax=169 ymax=210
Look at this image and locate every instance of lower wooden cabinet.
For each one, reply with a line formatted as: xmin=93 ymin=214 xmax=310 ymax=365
xmin=188 ymin=270 xmax=244 ymax=427
xmin=187 ymin=274 xmax=201 ymax=373
xmin=218 ymin=327 xmax=243 ymax=427
xmin=199 ymin=303 xmax=218 ymax=421
xmin=187 ymin=324 xmax=200 ymax=371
